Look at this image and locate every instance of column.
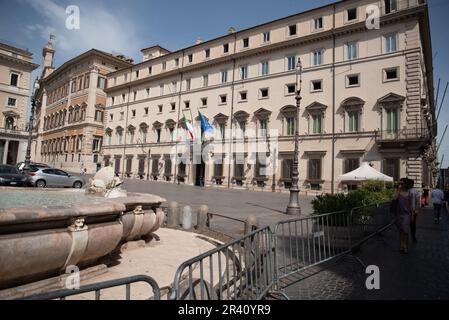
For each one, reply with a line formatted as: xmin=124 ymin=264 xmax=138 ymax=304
xmin=2 ymin=140 xmax=9 ymax=164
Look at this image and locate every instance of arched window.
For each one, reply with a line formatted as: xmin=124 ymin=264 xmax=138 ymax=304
xmin=5 ymin=117 xmax=14 ymax=130
xmin=340 ymin=97 xmax=365 ymax=133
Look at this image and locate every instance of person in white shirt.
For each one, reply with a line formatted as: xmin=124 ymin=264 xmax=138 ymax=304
xmin=431 ymin=185 xmax=445 ymax=224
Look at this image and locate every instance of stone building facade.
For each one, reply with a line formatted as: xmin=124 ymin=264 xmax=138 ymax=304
xmin=103 ymin=0 xmax=436 ymax=193
xmin=33 ymin=41 xmax=133 ymax=174
xmin=0 ymin=41 xmax=38 ymax=165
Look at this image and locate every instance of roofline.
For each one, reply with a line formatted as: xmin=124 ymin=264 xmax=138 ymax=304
xmin=110 ymin=0 xmax=348 ymax=75
xmin=0 ymin=52 xmax=39 ymax=70
xmin=42 ymin=48 xmax=134 ymax=84
xmin=0 ymin=41 xmax=33 ymax=57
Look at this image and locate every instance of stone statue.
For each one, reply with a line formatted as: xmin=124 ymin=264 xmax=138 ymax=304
xmin=86 ymin=167 xmax=127 ymax=198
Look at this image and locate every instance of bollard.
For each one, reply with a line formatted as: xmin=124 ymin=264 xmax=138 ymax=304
xmin=182 ymin=206 xmax=193 ymax=230
xmin=167 ymin=201 xmax=179 ymax=228
xmin=197 ymin=205 xmax=209 ymax=230
xmin=244 ymin=215 xmax=258 ymax=234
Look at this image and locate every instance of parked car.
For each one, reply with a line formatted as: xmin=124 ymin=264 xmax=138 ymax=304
xmin=27 ymin=168 xmax=84 ymax=188
xmin=0 ymin=165 xmax=28 ymax=187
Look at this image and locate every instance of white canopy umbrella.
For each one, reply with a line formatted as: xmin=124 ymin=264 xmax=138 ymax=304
xmin=338 ymin=162 xmax=394 ymax=183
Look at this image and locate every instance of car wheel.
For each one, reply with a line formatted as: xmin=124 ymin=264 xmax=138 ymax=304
xmin=73 ymin=181 xmax=83 ymax=189
xmin=36 ymin=180 xmax=46 ymax=188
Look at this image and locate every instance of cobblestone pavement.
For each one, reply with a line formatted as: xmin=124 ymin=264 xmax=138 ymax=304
xmin=280 ymin=206 xmax=449 ymax=300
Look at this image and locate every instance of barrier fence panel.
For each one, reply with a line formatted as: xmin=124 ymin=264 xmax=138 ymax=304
xmin=349 ymin=202 xmax=394 ymax=248
xmin=169 ymin=226 xmax=275 ymax=300
xmin=274 ymin=211 xmax=351 ymax=281
xmin=21 ymin=275 xmax=161 ymax=300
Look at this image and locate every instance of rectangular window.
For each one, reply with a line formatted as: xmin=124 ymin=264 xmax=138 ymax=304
xmin=220 ymin=95 xmax=227 ymax=104
xmin=223 ymin=43 xmax=229 ymax=53
xmin=282 ymin=159 xmax=293 ymax=179
xmin=169 ymin=128 xmax=175 ymax=142
xmin=144 ymin=107 xmax=149 ymax=115
xmin=156 ymin=129 xmax=161 ymax=143
xmin=92 ymin=138 xmax=101 ymax=152
xmin=346 ymin=42 xmax=358 ymax=60
xmin=240 ymin=91 xmax=247 ymax=101
xmin=347 ymin=74 xmax=360 ymax=87
xmin=242 ymin=38 xmax=249 ymax=48
xmin=158 ymin=105 xmax=163 ymax=113
xmin=95 ymin=109 xmax=103 ymax=122
xmin=97 ymin=77 xmax=106 ymax=89
xmin=385 ymin=67 xmax=399 ymax=81
xmin=201 ymin=98 xmax=208 ymax=107
xmin=71 ymin=80 xmax=76 ymax=93
xmin=184 ymin=101 xmax=190 ymax=109
xmin=286 ymin=84 xmax=296 ymax=94
xmin=239 ymin=121 xmax=246 ymax=138
xmin=385 ymin=34 xmax=397 ymax=53
xmin=78 ymin=77 xmax=83 ymax=91
xmin=314 ymin=17 xmax=323 ymax=30
xmin=84 ymin=74 xmax=90 ymax=89
xmin=175 ymin=58 xmax=180 ymax=67
xmin=289 ymin=24 xmax=297 ymax=36
xmin=263 ymin=31 xmax=270 ymax=43
xmin=221 ymin=70 xmax=228 ymax=83
xmin=186 ymin=78 xmax=191 ymax=91
xmin=311 ymin=80 xmax=323 ymax=92
xmin=308 ymin=159 xmax=322 ymax=180
xmin=312 ymin=114 xmax=322 ymax=134
xmin=240 ymin=66 xmax=248 ymax=80
xmin=287 ymin=56 xmax=296 ymax=71
xmin=385 ymin=0 xmax=398 ymax=14
xmin=172 ymin=81 xmax=177 ymax=93
xmin=132 ymin=109 xmax=136 ymax=117
xmin=286 ymin=117 xmax=295 ymax=136
xmin=347 ymin=8 xmax=357 ymax=21
xmin=219 ymin=123 xmax=226 ymax=140
xmin=348 ymin=111 xmax=360 ymax=132
xmin=345 ymin=158 xmax=360 ymax=173
xmin=148 ymin=66 xmax=152 ymax=75
xmin=259 ymin=120 xmax=267 ymax=137
xmin=110 ymin=114 xmax=114 ymax=121
xmin=7 ymin=97 xmax=16 ymax=106
xmin=313 ymin=50 xmax=323 ymax=66
xmin=260 ymin=88 xmax=269 ymax=98
xmin=135 ymin=70 xmax=139 ymax=78
xmin=203 ymin=74 xmax=209 ymax=87
xmin=386 ymin=109 xmax=399 ymax=133
xmin=10 ymin=73 xmax=19 ymax=86
xmin=133 ymin=91 xmax=137 ymax=101
xmin=146 ymin=88 xmax=150 ymax=96
xmin=160 ymin=84 xmax=164 ymax=96
xmin=162 ymin=62 xmax=167 ymax=70
xmin=261 ymin=61 xmax=269 ymax=76
xmin=188 ymin=54 xmax=193 ymax=63
xmin=120 ymin=111 xmax=124 ymax=120
xmin=171 ymin=103 xmax=176 ymax=111
xmin=205 ymin=49 xmax=210 ymax=58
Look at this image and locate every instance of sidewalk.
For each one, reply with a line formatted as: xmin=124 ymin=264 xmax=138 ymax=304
xmin=280 ymin=205 xmax=449 ymax=300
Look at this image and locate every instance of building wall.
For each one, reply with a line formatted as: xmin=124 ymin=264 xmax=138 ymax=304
xmin=103 ymin=0 xmax=434 ymax=193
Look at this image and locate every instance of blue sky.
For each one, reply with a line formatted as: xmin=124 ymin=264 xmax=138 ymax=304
xmin=0 ymin=0 xmax=448 ymax=168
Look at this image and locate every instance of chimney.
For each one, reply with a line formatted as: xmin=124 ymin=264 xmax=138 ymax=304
xmin=228 ymin=27 xmax=236 ymax=34
xmin=196 ymin=37 xmax=203 ymax=45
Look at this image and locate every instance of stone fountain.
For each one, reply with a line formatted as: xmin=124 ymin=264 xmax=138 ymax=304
xmin=0 ymin=167 xmax=166 ymax=290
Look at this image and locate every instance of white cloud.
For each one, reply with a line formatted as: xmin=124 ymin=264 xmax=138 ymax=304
xmin=23 ymin=0 xmax=141 ymax=62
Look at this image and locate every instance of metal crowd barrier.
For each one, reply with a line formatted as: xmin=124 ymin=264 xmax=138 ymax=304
xmin=19 ymin=202 xmax=393 ymax=300
xmin=274 ymin=210 xmax=352 ymax=281
xmin=169 ymin=226 xmax=275 ymax=300
xmin=21 ymin=275 xmax=161 ymax=300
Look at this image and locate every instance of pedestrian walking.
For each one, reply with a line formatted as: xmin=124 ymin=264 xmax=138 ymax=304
xmin=431 ymin=185 xmax=445 ymax=224
xmin=421 ymin=185 xmax=430 ymax=207
xmin=394 ymin=178 xmax=413 ymax=254
xmin=407 ymin=179 xmax=420 ymax=243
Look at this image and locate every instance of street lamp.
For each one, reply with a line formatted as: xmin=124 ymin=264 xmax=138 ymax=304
xmin=286 ymin=58 xmax=302 ymax=215
xmin=24 ymin=78 xmax=40 ymax=171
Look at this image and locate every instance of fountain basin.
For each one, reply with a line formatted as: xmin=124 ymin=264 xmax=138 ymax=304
xmin=0 ymin=187 xmax=166 ymax=290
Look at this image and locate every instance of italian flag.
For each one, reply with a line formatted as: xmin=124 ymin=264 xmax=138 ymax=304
xmin=182 ymin=115 xmax=196 ymax=140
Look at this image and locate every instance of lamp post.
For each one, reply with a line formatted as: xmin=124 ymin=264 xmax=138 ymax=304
xmin=286 ymin=58 xmax=302 ymax=215
xmin=24 ymin=78 xmax=40 ymax=171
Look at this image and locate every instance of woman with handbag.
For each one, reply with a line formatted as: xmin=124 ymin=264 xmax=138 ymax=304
xmin=394 ymin=178 xmax=413 ymax=254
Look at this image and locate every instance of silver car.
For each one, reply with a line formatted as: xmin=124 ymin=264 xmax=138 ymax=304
xmin=27 ymin=168 xmax=84 ymax=188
